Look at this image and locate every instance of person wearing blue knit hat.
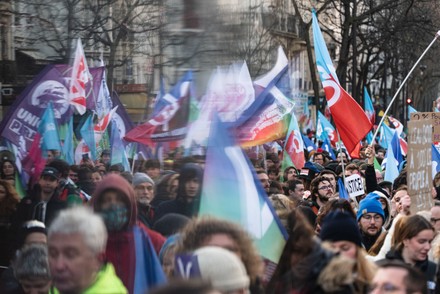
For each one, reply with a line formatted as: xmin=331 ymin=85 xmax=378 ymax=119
xmin=357 ymin=192 xmax=385 ymax=251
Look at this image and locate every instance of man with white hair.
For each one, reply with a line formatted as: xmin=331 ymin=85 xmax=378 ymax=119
xmin=48 ymin=207 xmax=127 ymax=294
xmin=132 ymin=172 xmax=156 ymax=228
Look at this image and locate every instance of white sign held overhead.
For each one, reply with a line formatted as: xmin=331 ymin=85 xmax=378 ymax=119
xmin=344 ymin=174 xmax=364 ymax=198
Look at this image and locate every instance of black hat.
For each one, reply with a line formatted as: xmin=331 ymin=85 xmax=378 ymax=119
xmin=41 ymin=167 xmax=60 ymax=180
xmin=320 ymin=211 xmax=362 ymax=247
xmin=153 ymin=213 xmax=190 ymax=237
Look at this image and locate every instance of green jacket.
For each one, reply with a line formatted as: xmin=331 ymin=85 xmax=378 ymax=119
xmin=53 ymin=263 xmax=127 ymax=294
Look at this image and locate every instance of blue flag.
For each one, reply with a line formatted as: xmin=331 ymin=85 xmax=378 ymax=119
xmin=132 ymin=226 xmax=167 ymax=292
xmin=408 ymin=105 xmax=417 ymax=117
xmin=38 ymin=102 xmax=61 ymax=153
xmin=80 ymin=114 xmax=97 ymax=160
xmin=150 ymin=76 xmax=166 ymax=118
xmin=432 ymin=144 xmax=440 ymax=179
xmin=338 ymin=178 xmax=350 ymax=200
xmin=317 ymin=111 xmax=337 ymax=145
xmin=322 ymin=136 xmax=336 ymax=160
xmin=384 ymin=145 xmax=399 ymax=183
xmin=391 ymin=131 xmax=403 ymax=166
xmin=302 ymin=134 xmax=316 ymax=153
xmin=364 ymin=86 xmax=375 ymax=124
xmin=379 ymin=123 xmax=395 ymax=149
xmin=110 ymin=119 xmax=130 ymax=171
xmin=200 ymin=114 xmax=287 ymax=263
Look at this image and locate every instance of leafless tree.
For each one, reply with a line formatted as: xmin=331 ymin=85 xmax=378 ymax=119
xmin=13 ymin=0 xmax=161 ymax=90
xmin=292 ymin=0 xmax=440 ymax=114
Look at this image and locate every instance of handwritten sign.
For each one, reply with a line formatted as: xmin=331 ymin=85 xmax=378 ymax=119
xmin=410 ymin=112 xmax=440 ymax=141
xmin=344 ymin=174 xmax=365 ymax=198
xmin=407 ymin=119 xmax=433 ymax=213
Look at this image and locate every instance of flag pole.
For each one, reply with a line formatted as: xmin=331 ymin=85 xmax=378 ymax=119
xmin=371 ymin=31 xmax=440 ymax=144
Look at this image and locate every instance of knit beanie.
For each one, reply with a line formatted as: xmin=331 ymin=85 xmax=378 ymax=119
xmin=356 ymin=192 xmax=385 ymax=221
xmin=320 ymin=211 xmax=362 ymax=246
xmin=132 ymin=172 xmax=154 ymax=187
xmin=175 ymin=246 xmax=250 ymax=292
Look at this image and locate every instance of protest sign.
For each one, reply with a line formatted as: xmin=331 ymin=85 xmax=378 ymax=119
xmin=407 ymin=119 xmax=433 ymax=213
xmin=344 ymin=174 xmax=365 ymax=198
xmin=410 ymin=112 xmax=440 ymax=141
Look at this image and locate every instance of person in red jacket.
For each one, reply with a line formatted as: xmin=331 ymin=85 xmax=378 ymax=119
xmin=91 ymin=174 xmax=166 ymax=293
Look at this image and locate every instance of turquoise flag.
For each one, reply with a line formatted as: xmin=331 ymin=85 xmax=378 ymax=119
xmin=200 ymin=114 xmax=287 ymax=264
xmin=364 ymin=86 xmax=375 ymax=124
xmin=38 ymin=102 xmax=61 ymax=153
xmin=379 ymin=123 xmax=395 ymax=149
xmin=110 ymin=120 xmax=130 ymax=171
xmin=408 ymin=105 xmax=417 ymax=117
xmin=317 ymin=111 xmax=337 ymax=144
xmin=384 ymin=144 xmax=399 ymax=183
xmin=80 ymin=114 xmax=96 ymax=160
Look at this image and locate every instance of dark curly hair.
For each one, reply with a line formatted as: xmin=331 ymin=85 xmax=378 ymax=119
xmin=174 ymin=217 xmax=263 ymax=283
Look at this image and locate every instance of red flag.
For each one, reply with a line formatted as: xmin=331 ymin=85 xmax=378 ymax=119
xmin=69 ymin=39 xmax=90 ymax=115
xmin=124 ymin=121 xmax=156 ymax=146
xmin=323 ymin=76 xmax=373 ymax=157
xmin=22 ymin=133 xmax=46 ymax=186
xmin=283 ymin=114 xmax=305 ymax=170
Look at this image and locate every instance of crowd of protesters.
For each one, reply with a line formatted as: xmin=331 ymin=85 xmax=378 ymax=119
xmin=0 ymin=139 xmax=439 ymax=294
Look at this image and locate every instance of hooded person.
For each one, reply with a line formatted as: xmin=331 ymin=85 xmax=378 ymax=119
xmin=154 ymin=163 xmax=203 ymax=222
xmin=151 ymin=172 xmax=179 ymax=207
xmin=91 ymin=174 xmax=166 ymax=294
xmin=372 ymin=190 xmax=392 ymax=229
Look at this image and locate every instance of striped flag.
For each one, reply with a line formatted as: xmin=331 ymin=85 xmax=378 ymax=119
xmin=200 ymin=114 xmax=287 ymax=264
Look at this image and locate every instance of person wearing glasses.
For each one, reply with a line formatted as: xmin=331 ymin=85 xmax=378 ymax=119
xmin=357 ymin=193 xmax=385 ymax=251
xmin=309 ymin=176 xmax=335 ymax=215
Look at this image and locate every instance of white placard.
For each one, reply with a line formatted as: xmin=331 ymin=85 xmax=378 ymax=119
xmin=344 ymin=174 xmax=365 ymax=198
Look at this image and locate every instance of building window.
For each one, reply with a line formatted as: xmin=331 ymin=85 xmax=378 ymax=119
xmin=183 ymin=0 xmax=199 ymax=29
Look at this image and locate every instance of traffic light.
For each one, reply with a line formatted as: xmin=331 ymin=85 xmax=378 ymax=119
xmin=406 ymin=98 xmax=412 ymax=105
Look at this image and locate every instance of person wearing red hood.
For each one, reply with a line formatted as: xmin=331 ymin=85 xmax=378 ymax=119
xmin=91 ymin=174 xmax=166 ymax=294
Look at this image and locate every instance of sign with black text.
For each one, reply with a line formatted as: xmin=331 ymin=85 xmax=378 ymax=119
xmin=344 ymin=174 xmax=365 ymax=198
xmin=407 ymin=119 xmax=433 ymax=213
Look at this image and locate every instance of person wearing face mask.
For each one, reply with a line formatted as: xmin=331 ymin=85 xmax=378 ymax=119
xmin=91 ymin=174 xmax=166 ymax=294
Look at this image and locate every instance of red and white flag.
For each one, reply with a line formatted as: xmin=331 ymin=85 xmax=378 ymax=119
xmin=69 ymin=39 xmax=90 ymax=115
xmin=312 ymin=12 xmax=372 ymax=157
xmin=94 ymin=106 xmax=118 ymax=143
